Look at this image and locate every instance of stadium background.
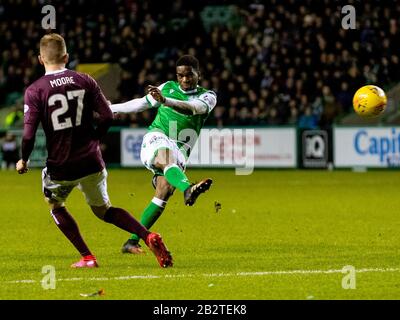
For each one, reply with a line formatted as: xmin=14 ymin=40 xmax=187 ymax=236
xmin=1 ymin=0 xmax=400 ymax=301
xmin=1 ymin=0 xmax=400 ymax=169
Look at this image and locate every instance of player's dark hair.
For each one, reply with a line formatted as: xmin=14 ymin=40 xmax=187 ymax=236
xmin=176 ymin=55 xmax=199 ymax=71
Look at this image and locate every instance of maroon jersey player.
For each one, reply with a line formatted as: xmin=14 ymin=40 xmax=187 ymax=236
xmin=22 ymin=68 xmax=109 ymax=181
xmin=16 ymin=33 xmax=172 ymax=268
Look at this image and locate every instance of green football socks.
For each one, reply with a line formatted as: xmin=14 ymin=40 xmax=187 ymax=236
xmin=164 ymin=164 xmax=191 ymax=192
xmin=130 ymin=197 xmax=167 ymax=242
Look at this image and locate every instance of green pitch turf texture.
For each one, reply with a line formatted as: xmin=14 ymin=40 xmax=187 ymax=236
xmin=0 ymin=169 xmax=399 ymax=300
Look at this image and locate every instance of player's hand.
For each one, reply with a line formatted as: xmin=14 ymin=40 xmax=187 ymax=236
xmin=147 ymin=85 xmax=166 ymax=104
xmin=16 ymin=159 xmax=29 ymax=174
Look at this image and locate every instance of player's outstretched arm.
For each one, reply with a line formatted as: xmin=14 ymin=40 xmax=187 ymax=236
xmin=111 ymin=83 xmax=167 ymax=114
xmin=148 ymin=85 xmax=217 ymax=115
xmin=110 ymin=97 xmax=151 ymax=114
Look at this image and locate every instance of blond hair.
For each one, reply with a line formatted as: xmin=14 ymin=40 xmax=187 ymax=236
xmin=39 ymin=33 xmax=67 ymax=65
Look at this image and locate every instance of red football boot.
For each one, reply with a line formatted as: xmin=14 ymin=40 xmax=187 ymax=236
xmin=71 ymin=255 xmax=99 ymax=268
xmin=145 ymin=233 xmax=173 ymax=268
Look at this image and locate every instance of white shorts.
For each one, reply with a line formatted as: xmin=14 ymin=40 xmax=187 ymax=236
xmin=140 ymin=131 xmax=187 ymax=175
xmin=42 ymin=168 xmax=110 ymax=207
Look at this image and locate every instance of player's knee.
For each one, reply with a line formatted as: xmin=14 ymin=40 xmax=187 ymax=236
xmin=45 ymin=197 xmax=64 ymax=210
xmin=154 ymin=149 xmax=175 ymax=170
xmin=90 ymin=203 xmax=111 ymax=220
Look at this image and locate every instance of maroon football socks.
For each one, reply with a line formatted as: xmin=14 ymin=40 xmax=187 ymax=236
xmin=104 ymin=207 xmax=150 ymax=240
xmin=51 ymin=207 xmax=92 ymax=257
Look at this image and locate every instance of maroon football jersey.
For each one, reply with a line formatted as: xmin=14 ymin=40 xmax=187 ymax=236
xmin=22 ymin=69 xmax=113 ymax=180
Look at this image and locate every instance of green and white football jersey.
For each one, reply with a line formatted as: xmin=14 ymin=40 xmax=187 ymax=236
xmin=145 ymin=81 xmax=217 ymax=156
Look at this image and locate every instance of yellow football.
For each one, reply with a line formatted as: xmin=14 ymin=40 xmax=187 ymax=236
xmin=353 ymin=85 xmax=387 ymax=118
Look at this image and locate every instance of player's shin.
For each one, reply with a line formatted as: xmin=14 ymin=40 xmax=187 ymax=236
xmin=51 ymin=207 xmax=93 ymax=257
xmin=163 ymin=164 xmax=190 ymax=192
xmin=103 ymin=207 xmax=150 ymax=240
xmin=130 ymin=197 xmax=167 ymax=242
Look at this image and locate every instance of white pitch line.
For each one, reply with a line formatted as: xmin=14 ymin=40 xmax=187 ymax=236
xmin=236 ymin=267 xmax=400 ymax=276
xmin=4 ymin=267 xmax=400 ymax=284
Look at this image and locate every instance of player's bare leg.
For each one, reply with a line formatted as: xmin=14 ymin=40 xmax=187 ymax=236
xmin=122 ymin=176 xmax=175 ymax=254
xmin=91 ymin=203 xmax=173 ymax=267
xmin=154 ymin=149 xmax=212 ymax=206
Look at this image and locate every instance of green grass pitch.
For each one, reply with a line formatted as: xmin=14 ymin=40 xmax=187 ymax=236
xmin=0 ymin=168 xmax=399 ymax=300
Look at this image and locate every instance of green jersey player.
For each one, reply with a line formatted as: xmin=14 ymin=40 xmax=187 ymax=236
xmin=111 ymin=55 xmax=216 ymax=254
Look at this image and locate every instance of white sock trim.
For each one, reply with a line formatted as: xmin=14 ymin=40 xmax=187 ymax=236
xmin=163 ymin=163 xmax=180 ymax=175
xmin=152 ymin=197 xmax=167 ymax=208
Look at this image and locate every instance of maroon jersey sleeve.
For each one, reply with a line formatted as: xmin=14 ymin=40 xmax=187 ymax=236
xmin=21 ymin=85 xmax=41 ymax=161
xmin=86 ymin=75 xmax=113 ymax=139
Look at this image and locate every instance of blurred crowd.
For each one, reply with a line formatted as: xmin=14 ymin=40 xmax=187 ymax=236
xmin=1 ymin=0 xmax=400 ymax=129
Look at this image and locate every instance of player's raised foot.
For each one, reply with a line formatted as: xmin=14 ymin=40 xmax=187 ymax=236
xmin=71 ymin=255 xmax=98 ymax=268
xmin=184 ymin=178 xmax=213 ymax=206
xmin=145 ymin=233 xmax=173 ymax=268
xmin=121 ymin=239 xmax=145 ymax=254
